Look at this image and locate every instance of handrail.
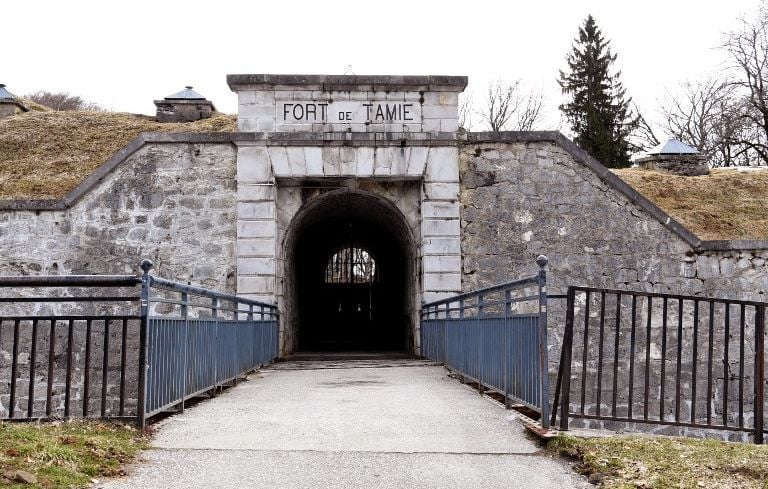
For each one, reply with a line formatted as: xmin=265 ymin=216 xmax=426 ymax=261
xmin=148 ymin=275 xmax=278 ymax=311
xmin=421 ymin=275 xmax=538 ymax=309
xmin=0 ymin=275 xmax=141 ymax=287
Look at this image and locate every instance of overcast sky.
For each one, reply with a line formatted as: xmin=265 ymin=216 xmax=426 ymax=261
xmin=2 ymin=0 xmax=763 ymax=135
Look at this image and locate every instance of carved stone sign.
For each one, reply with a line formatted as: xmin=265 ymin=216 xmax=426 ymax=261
xmin=277 ymin=100 xmax=423 ymax=124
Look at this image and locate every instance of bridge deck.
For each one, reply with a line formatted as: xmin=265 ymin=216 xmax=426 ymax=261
xmin=100 ymin=359 xmax=586 ymax=488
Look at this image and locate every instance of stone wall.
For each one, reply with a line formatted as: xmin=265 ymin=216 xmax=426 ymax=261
xmin=0 ymin=140 xmax=238 ymax=418
xmin=460 ymin=133 xmax=768 ymax=441
xmin=0 ymin=141 xmax=238 ymax=286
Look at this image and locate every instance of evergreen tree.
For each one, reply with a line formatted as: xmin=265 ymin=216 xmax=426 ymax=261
xmin=559 ymin=15 xmax=638 ymax=168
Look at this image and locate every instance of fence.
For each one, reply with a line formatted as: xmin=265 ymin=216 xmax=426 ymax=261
xmin=552 ymin=286 xmax=766 ymax=444
xmin=420 ymin=256 xmax=550 ymax=429
xmin=0 ymin=260 xmax=279 ymax=427
xmin=140 ymin=261 xmax=279 ymax=423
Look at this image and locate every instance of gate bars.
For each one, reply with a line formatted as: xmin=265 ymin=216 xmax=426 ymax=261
xmin=0 ymin=261 xmax=279 ymax=428
xmin=552 ymin=286 xmax=766 ymax=444
xmin=420 ymin=256 xmax=550 ymax=429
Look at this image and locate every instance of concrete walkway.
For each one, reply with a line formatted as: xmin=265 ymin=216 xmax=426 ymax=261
xmin=100 ymin=359 xmax=587 ymax=489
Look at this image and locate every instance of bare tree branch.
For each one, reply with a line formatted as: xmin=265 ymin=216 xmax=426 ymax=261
xmin=479 ymin=79 xmax=546 ymax=131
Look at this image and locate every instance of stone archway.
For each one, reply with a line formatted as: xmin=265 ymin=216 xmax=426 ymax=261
xmin=282 ymin=189 xmax=417 ymax=355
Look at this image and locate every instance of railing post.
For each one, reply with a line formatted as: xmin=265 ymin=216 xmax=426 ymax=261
xmin=559 ymin=286 xmax=576 ymax=431
xmin=755 ymin=303 xmax=765 ymax=444
xmin=180 ymin=290 xmax=188 ymax=413
xmin=212 ymin=297 xmax=220 ymax=389
xmin=504 ymin=288 xmax=511 ymax=409
xmin=536 ymin=255 xmax=550 ymax=430
xmin=136 ymin=259 xmax=153 ymax=430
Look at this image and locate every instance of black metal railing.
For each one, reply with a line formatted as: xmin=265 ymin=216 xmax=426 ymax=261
xmin=552 ymin=286 xmax=766 ymax=444
xmin=0 ymin=261 xmax=279 ymax=427
xmin=420 ymin=256 xmax=550 ymax=429
xmin=0 ymin=275 xmax=142 ymax=421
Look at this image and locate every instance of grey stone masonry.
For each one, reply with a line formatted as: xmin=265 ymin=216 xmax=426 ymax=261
xmin=229 ymin=75 xmax=469 ymax=342
xmin=227 ymin=74 xmax=467 ymax=134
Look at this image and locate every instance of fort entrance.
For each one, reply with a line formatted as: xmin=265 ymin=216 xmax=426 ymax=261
xmin=286 ymin=189 xmax=415 ymax=352
xmin=228 ymin=74 xmax=467 ymax=356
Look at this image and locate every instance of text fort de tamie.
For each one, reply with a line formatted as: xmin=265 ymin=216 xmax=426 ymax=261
xmin=282 ymin=102 xmax=416 ymax=122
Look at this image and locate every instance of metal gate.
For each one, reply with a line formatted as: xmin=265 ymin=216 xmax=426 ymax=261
xmin=420 ymin=256 xmax=550 ymax=429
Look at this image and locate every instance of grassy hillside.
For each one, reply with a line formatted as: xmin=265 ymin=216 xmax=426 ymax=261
xmin=0 ymin=110 xmax=765 ymax=240
xmin=0 ymin=110 xmax=236 ymax=200
xmin=614 ymin=168 xmax=768 ymax=240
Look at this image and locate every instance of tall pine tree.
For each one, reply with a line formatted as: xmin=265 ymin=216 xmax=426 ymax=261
xmin=559 ymin=15 xmax=638 ymax=168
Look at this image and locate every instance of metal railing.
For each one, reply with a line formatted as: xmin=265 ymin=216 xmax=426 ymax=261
xmin=139 ymin=260 xmax=279 ymax=425
xmin=0 ymin=261 xmax=279 ymax=427
xmin=0 ymin=275 xmax=142 ymax=421
xmin=552 ymin=286 xmax=766 ymax=444
xmin=420 ymin=256 xmax=550 ymax=429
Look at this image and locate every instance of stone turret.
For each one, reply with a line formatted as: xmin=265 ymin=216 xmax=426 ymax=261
xmin=635 ymin=139 xmax=709 ymax=176
xmin=0 ymin=84 xmax=28 ymax=118
xmin=154 ymin=86 xmax=215 ymax=123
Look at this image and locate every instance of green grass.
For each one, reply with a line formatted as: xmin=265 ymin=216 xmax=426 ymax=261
xmin=548 ymin=434 xmax=768 ymax=488
xmin=0 ymin=421 xmax=149 ymax=488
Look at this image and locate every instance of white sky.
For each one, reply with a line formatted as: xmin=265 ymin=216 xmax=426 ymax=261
xmin=2 ymin=0 xmax=763 ymax=136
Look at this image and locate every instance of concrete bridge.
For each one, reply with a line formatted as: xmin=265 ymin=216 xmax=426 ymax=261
xmin=100 ymin=357 xmax=587 ymax=489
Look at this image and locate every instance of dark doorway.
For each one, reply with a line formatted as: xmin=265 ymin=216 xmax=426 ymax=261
xmin=290 ymin=191 xmax=412 ymax=352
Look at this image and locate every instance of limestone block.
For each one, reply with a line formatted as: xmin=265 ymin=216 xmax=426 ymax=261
xmin=237 ymin=184 xmax=276 ymax=202
xmin=696 ymin=255 xmax=721 ymax=279
xmin=239 ymin=104 xmax=274 ymax=119
xmin=340 ymin=147 xmax=357 ymax=176
xmin=422 ymin=119 xmax=440 ymax=133
xmin=357 ymin=148 xmax=374 ymax=176
xmin=422 ymin=201 xmax=460 ymax=219
xmin=426 ymin=147 xmax=459 ymax=182
xmin=237 ymin=275 xmax=275 ymax=294
xmin=304 ymin=147 xmax=324 ymax=176
xmin=441 ymin=118 xmax=459 ymax=132
xmin=269 ymin=148 xmax=290 ymax=177
xmin=423 ymin=237 xmax=461 ymax=254
xmin=236 ymin=238 xmax=275 ymax=257
xmin=286 ymin=148 xmax=307 ymax=176
xmin=237 ymin=147 xmax=272 ymax=183
xmin=323 ymin=147 xmax=341 ymax=176
xmin=237 ymin=220 xmax=276 ymax=238
xmin=424 ymin=272 xmax=462 ymax=292
xmin=238 ymin=293 xmax=276 ymax=306
xmin=256 ymin=118 xmax=275 ymax=132
xmin=237 ymin=201 xmax=275 ymax=220
xmin=422 ymin=105 xmax=456 ymax=120
xmin=422 ymin=218 xmax=460 ymax=237
xmin=423 ymin=254 xmax=461 ymax=273
xmin=424 ymin=182 xmax=459 ymax=200
xmin=238 ymin=90 xmax=274 ymax=105
xmin=422 ymin=291 xmax=456 ymax=304
xmin=237 ymin=257 xmax=275 ymax=275
xmin=407 ymin=147 xmax=429 ymax=176
xmin=422 ymin=92 xmax=459 ymax=107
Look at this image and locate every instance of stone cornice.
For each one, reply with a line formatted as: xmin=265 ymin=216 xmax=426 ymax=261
xmin=226 ymin=74 xmax=468 ymax=92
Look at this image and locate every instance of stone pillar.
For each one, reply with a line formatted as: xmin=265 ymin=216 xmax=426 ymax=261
xmin=235 ymin=145 xmax=277 ymax=305
xmin=421 ymin=147 xmax=462 ymax=304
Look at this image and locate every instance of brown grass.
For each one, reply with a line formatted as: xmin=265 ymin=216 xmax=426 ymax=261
xmin=0 ymin=110 xmax=236 ymax=200
xmin=548 ymin=434 xmax=768 ymax=489
xmin=614 ymin=168 xmax=768 ymax=240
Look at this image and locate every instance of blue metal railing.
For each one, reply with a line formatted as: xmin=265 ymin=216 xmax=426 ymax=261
xmin=420 ymin=256 xmax=550 ymax=429
xmin=138 ymin=260 xmax=279 ymax=426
